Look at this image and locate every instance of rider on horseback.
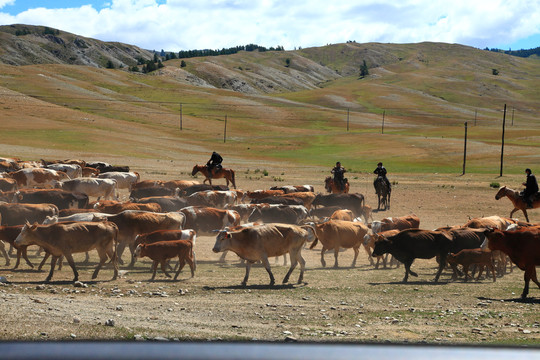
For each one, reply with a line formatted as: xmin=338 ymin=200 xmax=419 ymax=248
xmin=331 ymin=161 xmax=346 ymax=191
xmin=522 ymin=168 xmax=538 ymax=208
xmin=373 ymin=162 xmax=391 ymax=193
xmin=206 ymin=151 xmax=223 ymax=177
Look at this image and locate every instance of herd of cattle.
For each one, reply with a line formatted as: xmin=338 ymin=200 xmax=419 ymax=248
xmin=0 ymin=156 xmax=539 ymax=299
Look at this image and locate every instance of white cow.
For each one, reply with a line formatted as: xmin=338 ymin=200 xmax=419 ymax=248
xmin=46 ymin=164 xmax=82 ymax=179
xmin=56 ymin=178 xmax=118 ymax=200
xmin=98 ymin=171 xmax=140 ymax=191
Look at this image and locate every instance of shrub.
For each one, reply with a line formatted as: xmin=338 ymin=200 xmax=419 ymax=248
xmin=490 ymin=182 xmax=500 ymax=188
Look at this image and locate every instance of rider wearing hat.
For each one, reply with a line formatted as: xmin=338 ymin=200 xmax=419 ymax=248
xmin=331 ymin=161 xmax=346 ymax=191
xmin=373 ymin=162 xmax=391 ymax=193
xmin=206 ymin=151 xmax=223 ymax=176
xmin=522 ymin=168 xmax=538 ymax=208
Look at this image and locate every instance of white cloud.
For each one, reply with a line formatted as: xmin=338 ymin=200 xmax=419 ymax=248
xmin=0 ymin=0 xmax=538 ymax=51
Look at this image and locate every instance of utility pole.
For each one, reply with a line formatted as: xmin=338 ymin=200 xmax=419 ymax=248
xmin=347 ymin=108 xmax=350 ymax=132
xmin=179 ymin=103 xmax=183 ymax=130
xmin=381 ymin=110 xmax=385 ymax=134
xmin=462 ymin=122 xmax=468 ymax=175
xmin=223 ymin=115 xmax=227 ymax=143
xmin=500 ymin=104 xmax=506 ymax=177
xmin=474 ymin=110 xmax=477 ymax=126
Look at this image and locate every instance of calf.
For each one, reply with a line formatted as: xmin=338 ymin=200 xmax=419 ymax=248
xmin=483 ymin=228 xmax=540 ymax=298
xmin=134 ymin=240 xmax=195 ymax=280
xmin=134 ymin=229 xmax=196 ymax=247
xmin=310 ymin=220 xmax=370 ymax=268
xmin=447 ymin=249 xmax=496 ymax=282
xmin=0 ymin=225 xmax=34 ymax=269
xmin=363 ymin=229 xmax=400 ymax=269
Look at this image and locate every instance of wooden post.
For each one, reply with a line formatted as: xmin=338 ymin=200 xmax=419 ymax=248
xmin=462 ymin=122 xmax=468 ymax=175
xmin=500 ymin=104 xmax=506 ymax=177
xmin=511 ymin=107 xmax=514 ymax=126
xmin=347 ymin=108 xmax=350 ymax=132
xmin=382 ymin=110 xmax=385 ymax=134
xmin=224 ymin=115 xmax=227 ymax=143
xmin=179 ymin=103 xmax=183 ymax=131
xmin=474 ymin=110 xmax=477 ymax=126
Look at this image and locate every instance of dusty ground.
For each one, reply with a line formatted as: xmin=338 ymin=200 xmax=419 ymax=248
xmin=0 ymin=155 xmax=539 ymax=345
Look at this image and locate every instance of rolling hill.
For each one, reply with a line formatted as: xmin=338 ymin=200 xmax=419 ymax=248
xmin=0 ymin=24 xmax=539 ymax=176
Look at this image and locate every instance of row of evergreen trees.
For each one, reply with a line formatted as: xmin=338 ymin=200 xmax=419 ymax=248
xmin=177 ymin=44 xmax=284 ymax=59
xmin=485 ymin=46 xmax=540 ymax=58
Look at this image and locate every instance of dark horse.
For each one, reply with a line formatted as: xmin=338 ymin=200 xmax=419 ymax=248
xmin=374 ymin=176 xmax=391 ymax=210
xmin=192 ymin=165 xmax=236 ymax=189
xmin=325 ymin=176 xmax=349 ymax=194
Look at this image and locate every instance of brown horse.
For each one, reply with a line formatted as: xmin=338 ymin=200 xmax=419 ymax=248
xmin=324 ymin=176 xmax=349 ymax=194
xmin=495 ymin=186 xmax=539 ymax=222
xmin=192 ymin=165 xmax=236 ymax=189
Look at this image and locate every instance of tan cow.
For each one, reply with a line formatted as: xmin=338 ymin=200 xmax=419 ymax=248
xmin=56 ymin=177 xmax=118 ymax=200
xmin=309 ymin=220 xmax=370 ymax=268
xmin=93 ymin=200 xmax=162 ymax=214
xmin=330 ymin=209 xmax=355 ymax=221
xmin=363 ymin=229 xmax=400 ymax=268
xmin=0 ymin=202 xmax=59 ymax=226
xmin=15 ymin=221 xmax=118 ymax=282
xmin=463 ymin=215 xmax=516 ymax=230
xmin=134 ymin=240 xmax=195 ymax=280
xmin=180 ymin=206 xmax=240 ymax=235
xmin=212 ymin=223 xmax=316 ymax=286
xmin=186 ymin=190 xmax=237 ymax=208
xmin=279 ymin=192 xmax=316 ymax=209
xmin=370 ymin=214 xmax=420 ymax=233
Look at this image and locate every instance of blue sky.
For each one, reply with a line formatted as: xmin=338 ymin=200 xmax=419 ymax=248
xmin=0 ymin=0 xmax=538 ymax=52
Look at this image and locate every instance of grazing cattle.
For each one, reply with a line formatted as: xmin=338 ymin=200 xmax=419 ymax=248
xmin=248 ymin=205 xmax=308 ymax=225
xmin=0 ymin=202 xmax=59 ymax=226
xmin=363 ymin=229 xmax=401 ymax=268
xmin=87 ymin=162 xmax=130 ymax=174
xmin=41 ymin=159 xmax=86 ymax=168
xmin=134 ymin=229 xmax=196 ymax=247
xmin=0 ymin=178 xmax=17 ymax=192
xmin=98 ymin=171 xmax=140 ymax=191
xmin=225 ymin=204 xmax=261 ymax=223
xmin=270 ymin=185 xmax=314 ymax=193
xmin=330 ymin=209 xmax=355 ymax=221
xmin=212 ymin=223 xmax=316 ymax=286
xmin=483 ymin=228 xmax=540 ymax=298
xmin=7 ymin=168 xmax=70 ymax=188
xmin=358 ymin=205 xmax=374 ymax=223
xmin=12 ymin=189 xmax=89 ymax=210
xmin=56 ymin=178 xmax=118 ymax=200
xmin=308 ymin=206 xmax=343 ymax=220
xmin=162 ymin=180 xmax=200 ymax=191
xmin=82 ymin=167 xmax=100 ymax=177
xmin=129 ymin=186 xmax=177 ymax=200
xmin=93 ymin=200 xmax=161 ymax=214
xmin=443 ymin=227 xmax=488 ymax=279
xmin=245 ymin=190 xmax=285 ymax=201
xmin=0 ymin=159 xmax=20 ymax=173
xmin=371 ymin=214 xmax=420 ymax=233
xmin=447 ymin=249 xmax=496 ymax=282
xmin=309 ymin=220 xmax=369 ymax=268
xmin=43 ymin=212 xmax=114 ymax=225
xmin=131 ymin=180 xmax=164 ymax=190
xmin=15 ymin=221 xmax=118 ymax=282
xmin=134 ymin=240 xmax=195 ymax=280
xmin=187 ymin=190 xmax=237 ymax=208
xmin=45 ymin=164 xmax=82 ymax=179
xmin=180 ymin=184 xmax=229 ymax=197
xmin=95 ymin=210 xmax=186 ymax=267
xmin=0 ymin=225 xmax=35 ymax=269
xmin=372 ymin=229 xmax=454 ymax=282
xmin=278 ymin=192 xmax=316 ymax=210
xmin=135 ymin=196 xmax=189 ymax=212
xmin=180 ymin=206 xmax=240 ymax=235
xmin=311 ymin=193 xmax=365 ymax=217
xmin=59 ymin=208 xmax=98 ymax=217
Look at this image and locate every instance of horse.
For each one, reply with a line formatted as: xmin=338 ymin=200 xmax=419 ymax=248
xmin=495 ymin=186 xmax=539 ymax=222
xmin=324 ymin=176 xmax=349 ymax=194
xmin=374 ymin=176 xmax=391 ymax=211
xmin=191 ymin=165 xmax=236 ymax=189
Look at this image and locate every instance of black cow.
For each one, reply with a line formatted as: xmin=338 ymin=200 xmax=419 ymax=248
xmin=12 ymin=189 xmax=89 ymax=209
xmin=135 ymin=196 xmax=189 ymax=212
xmin=311 ymin=193 xmax=365 ymax=217
xmin=180 ymin=184 xmax=229 ymax=197
xmin=248 ymin=205 xmax=308 ymax=225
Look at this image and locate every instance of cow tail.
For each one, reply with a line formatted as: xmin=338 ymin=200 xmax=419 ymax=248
xmin=309 ymin=237 xmax=319 ymax=250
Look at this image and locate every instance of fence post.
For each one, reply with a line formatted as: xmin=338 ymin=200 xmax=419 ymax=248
xmin=347 ymin=108 xmax=350 ymax=132
xmin=500 ymin=104 xmax=506 ymax=177
xmin=179 ymin=103 xmax=183 ymax=130
xmin=224 ymin=115 xmax=227 ymax=143
xmin=381 ymin=110 xmax=385 ymax=134
xmin=462 ymin=122 xmax=468 ymax=175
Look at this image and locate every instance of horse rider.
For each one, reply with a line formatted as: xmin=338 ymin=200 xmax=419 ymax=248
xmin=206 ymin=151 xmax=223 ymax=177
xmin=331 ymin=161 xmax=346 ymax=191
xmin=522 ymin=168 xmax=538 ymax=208
xmin=373 ymin=162 xmax=391 ymax=193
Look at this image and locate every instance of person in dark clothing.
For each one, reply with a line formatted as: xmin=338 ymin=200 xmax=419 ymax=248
xmin=373 ymin=162 xmax=391 ymax=193
xmin=206 ymin=151 xmax=223 ymax=176
xmin=331 ymin=162 xmax=346 ymax=190
xmin=522 ymin=168 xmax=538 ymax=208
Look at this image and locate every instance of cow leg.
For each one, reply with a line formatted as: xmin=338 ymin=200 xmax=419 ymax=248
xmin=38 ymin=252 xmax=51 ymax=271
xmin=63 ymin=253 xmax=79 ymax=282
xmin=521 ymin=268 xmax=532 ymax=299
xmin=0 ymin=241 xmax=10 ymax=266
xmin=296 ymin=253 xmax=306 ymax=284
xmin=241 ymin=261 xmax=254 ymax=286
xmin=260 ymin=255 xmax=275 ymax=286
xmin=219 ymin=250 xmax=228 ymax=263
xmin=83 ymin=251 xmax=90 ymax=264
xmin=127 ymin=243 xmax=137 ymax=268
xmin=150 ymin=260 xmax=159 ymax=281
xmin=351 ymin=246 xmax=359 ymax=267
xmin=174 ymin=257 xmax=186 ymax=280
xmin=320 ymin=247 xmax=327 ymax=267
xmin=333 ymin=247 xmax=340 ymax=268
xmin=283 ymin=252 xmax=297 ymax=284
xmin=116 ymin=243 xmax=126 ymax=265
xmin=463 ymin=265 xmax=470 ymax=282
xmin=363 ymin=244 xmax=374 ymax=266
xmin=45 ymin=256 xmax=59 ymax=282
xmin=92 ymin=249 xmax=108 ymax=280
xmin=160 ymin=260 xmax=172 ymax=278
xmin=434 ymin=254 xmax=446 ymax=282
xmin=489 ymin=261 xmax=497 ymax=282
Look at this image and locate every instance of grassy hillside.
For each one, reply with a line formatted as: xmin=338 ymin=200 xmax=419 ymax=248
xmin=0 ymin=36 xmax=539 ymax=176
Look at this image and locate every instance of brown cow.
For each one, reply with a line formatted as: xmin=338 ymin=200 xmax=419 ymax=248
xmin=212 ymin=223 xmax=316 ymax=286
xmin=134 ymin=229 xmax=196 ymax=247
xmin=93 ymin=200 xmax=162 ymax=214
xmin=447 ymin=249 xmax=496 ymax=282
xmin=82 ymin=167 xmax=100 ymax=177
xmin=180 ymin=206 xmax=240 ymax=235
xmin=0 ymin=225 xmax=35 ymax=269
xmin=134 ymin=240 xmax=195 ymax=280
xmin=13 ymin=188 xmax=89 ymax=209
xmin=0 ymin=178 xmax=17 ymax=192
xmin=0 ymin=202 xmax=59 ymax=226
xmin=370 ymin=214 xmax=420 ymax=233
xmin=483 ymin=228 xmax=540 ymax=298
xmin=245 ymin=190 xmax=285 ymax=202
xmin=363 ymin=229 xmax=400 ymax=268
xmin=162 ymin=180 xmax=199 ymax=191
xmin=309 ymin=220 xmax=370 ymax=268
xmin=278 ymin=192 xmax=316 ymax=210
xmin=186 ymin=190 xmax=237 ymax=208
xmin=463 ymin=215 xmax=516 ymax=230
xmin=7 ymin=168 xmax=70 ymax=189
xmin=15 ymin=221 xmax=118 ymax=282
xmin=95 ymin=210 xmax=185 ymax=267
xmin=330 ymin=209 xmax=355 ymax=221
